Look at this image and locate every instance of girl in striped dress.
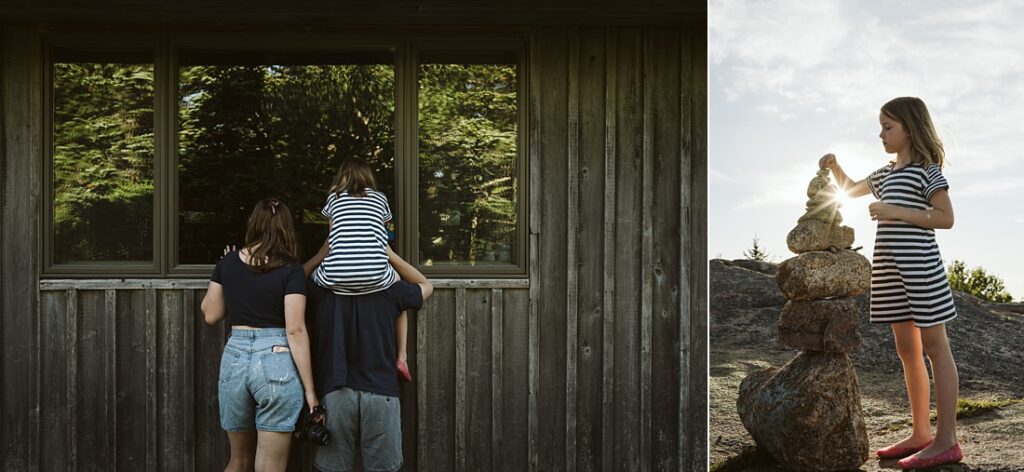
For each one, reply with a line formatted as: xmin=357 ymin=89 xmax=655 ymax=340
xmin=305 ymin=157 xmax=413 ymax=382
xmin=819 ymin=97 xmax=962 ymax=469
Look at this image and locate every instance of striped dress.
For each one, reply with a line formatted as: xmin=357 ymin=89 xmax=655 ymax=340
xmin=312 ymin=189 xmax=399 ymax=295
xmin=867 ymin=162 xmax=956 ymax=327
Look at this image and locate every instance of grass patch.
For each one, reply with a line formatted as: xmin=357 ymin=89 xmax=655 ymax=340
xmin=710 ymin=446 xmax=776 ymax=472
xmin=952 ymin=398 xmax=1023 ymax=420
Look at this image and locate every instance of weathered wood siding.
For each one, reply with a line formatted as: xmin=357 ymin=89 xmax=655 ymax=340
xmin=1 ymin=25 xmax=707 ymax=472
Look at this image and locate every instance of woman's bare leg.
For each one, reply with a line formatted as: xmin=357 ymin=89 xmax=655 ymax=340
xmin=226 ymin=430 xmax=257 ymax=472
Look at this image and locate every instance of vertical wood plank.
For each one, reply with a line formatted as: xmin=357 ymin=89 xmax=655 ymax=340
xmin=527 ymin=25 xmax=543 ymax=472
xmin=688 ymin=27 xmax=709 ymax=472
xmin=145 ymin=288 xmax=157 ymax=472
xmin=490 ymin=288 xmax=504 ymax=471
xmin=417 ymin=292 xmax=429 ymax=470
xmin=105 ymin=289 xmax=118 ymax=468
xmin=158 ymin=290 xmax=185 ymax=471
xmin=118 ymin=290 xmax=151 ymax=470
xmin=647 ymin=27 xmax=683 ymax=472
xmin=600 ymin=27 xmax=618 ymax=472
xmin=465 ymin=289 xmax=493 ymax=472
xmin=565 ymin=25 xmax=581 ymax=472
xmin=183 ymin=289 xmax=196 ymax=472
xmin=421 ymin=289 xmax=455 ymax=471
xmin=39 ymin=291 xmax=69 ymax=471
xmin=78 ymin=290 xmax=111 ymax=469
xmin=677 ymin=27 xmax=694 ymax=471
xmin=576 ymin=26 xmax=608 ymax=472
xmin=1 ymin=25 xmax=41 ymax=472
xmin=640 ymin=27 xmax=654 ymax=472
xmin=66 ymin=289 xmax=79 ymax=472
xmin=533 ymin=26 xmax=570 ymax=472
xmin=501 ymin=288 xmax=530 ymax=472
xmin=455 ymin=287 xmax=467 ymax=472
xmin=194 ymin=288 xmax=228 ymax=470
xmin=612 ymin=27 xmax=644 ymax=472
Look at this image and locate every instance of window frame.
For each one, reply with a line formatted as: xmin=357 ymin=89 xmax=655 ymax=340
xmin=41 ymin=32 xmax=529 ymax=279
xmin=42 ymin=36 xmax=166 ymax=276
xmin=406 ymin=40 xmax=529 ymax=278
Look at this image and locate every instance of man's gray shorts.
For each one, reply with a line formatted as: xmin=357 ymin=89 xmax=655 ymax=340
xmin=313 ymin=387 xmax=402 ymax=472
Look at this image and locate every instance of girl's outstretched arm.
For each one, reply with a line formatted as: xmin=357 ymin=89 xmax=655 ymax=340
xmin=869 ymin=189 xmax=954 ymax=229
xmin=819 ymin=153 xmax=871 ymax=198
xmin=303 ymin=221 xmax=331 ymax=278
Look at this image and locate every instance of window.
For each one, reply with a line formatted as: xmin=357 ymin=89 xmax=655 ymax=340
xmin=175 ymin=51 xmax=396 ymax=266
xmin=44 ymin=38 xmax=526 ymax=278
xmin=416 ymin=52 xmax=521 ymax=270
xmin=46 ymin=48 xmax=158 ymax=273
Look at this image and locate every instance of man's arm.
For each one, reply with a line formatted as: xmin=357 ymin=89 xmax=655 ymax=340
xmin=386 ymin=246 xmax=433 ymax=301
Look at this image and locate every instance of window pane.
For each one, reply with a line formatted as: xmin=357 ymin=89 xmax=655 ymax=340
xmin=418 ymin=62 xmax=518 ymax=267
xmin=52 ymin=61 xmax=155 ymax=263
xmin=177 ymin=62 xmax=396 ymax=264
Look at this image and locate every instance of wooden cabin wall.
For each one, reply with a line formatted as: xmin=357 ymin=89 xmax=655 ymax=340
xmin=0 ymin=25 xmax=707 ymax=471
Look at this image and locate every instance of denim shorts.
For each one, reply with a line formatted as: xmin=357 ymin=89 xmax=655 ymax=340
xmin=312 ymin=387 xmax=402 ymax=472
xmin=218 ymin=328 xmax=304 ymax=432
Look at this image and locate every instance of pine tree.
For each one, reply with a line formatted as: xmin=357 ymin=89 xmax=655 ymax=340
xmin=743 ymin=235 xmax=771 ymax=262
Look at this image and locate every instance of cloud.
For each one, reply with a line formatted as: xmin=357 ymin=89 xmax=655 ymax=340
xmin=710 ymin=0 xmax=1024 ymax=171
xmin=955 ymin=176 xmax=1024 ymax=198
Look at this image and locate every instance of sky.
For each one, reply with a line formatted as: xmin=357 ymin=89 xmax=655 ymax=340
xmin=709 ymin=0 xmax=1024 ymax=301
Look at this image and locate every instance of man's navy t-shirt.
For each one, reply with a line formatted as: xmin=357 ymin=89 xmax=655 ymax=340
xmin=309 ymin=280 xmax=423 ymax=398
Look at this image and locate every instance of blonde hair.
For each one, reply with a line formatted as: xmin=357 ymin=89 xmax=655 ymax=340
xmin=329 ymin=157 xmax=377 ymax=198
xmin=243 ymin=198 xmax=300 ymax=273
xmin=881 ymin=97 xmax=945 ymax=168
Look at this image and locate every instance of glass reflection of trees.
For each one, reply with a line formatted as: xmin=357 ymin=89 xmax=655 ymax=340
xmin=177 ymin=64 xmax=395 ymax=264
xmin=50 ymin=56 xmax=520 ymax=271
xmin=418 ymin=63 xmax=518 ymax=266
xmin=53 ymin=62 xmax=155 ymax=263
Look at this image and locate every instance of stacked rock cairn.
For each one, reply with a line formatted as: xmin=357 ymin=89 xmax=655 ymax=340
xmin=736 ymin=168 xmax=871 ymax=471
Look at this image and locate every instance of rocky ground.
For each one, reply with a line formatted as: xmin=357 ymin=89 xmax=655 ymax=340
xmin=710 ymin=258 xmax=1024 ymax=472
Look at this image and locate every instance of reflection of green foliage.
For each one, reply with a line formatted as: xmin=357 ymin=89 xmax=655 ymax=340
xmin=418 ymin=64 xmax=517 ymax=265
xmin=53 ymin=63 xmax=155 ymax=262
xmin=947 ymin=260 xmax=1014 ymax=303
xmin=177 ymin=64 xmax=395 ymax=263
xmin=53 ymin=60 xmax=519 ymax=267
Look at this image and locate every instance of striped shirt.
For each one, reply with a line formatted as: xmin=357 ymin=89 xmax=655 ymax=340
xmin=866 ymin=162 xmax=956 ymax=327
xmin=312 ymin=189 xmax=399 ymax=295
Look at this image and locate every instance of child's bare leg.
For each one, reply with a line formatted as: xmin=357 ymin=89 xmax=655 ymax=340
xmin=397 ymin=310 xmax=409 ymax=362
xmin=889 ymin=321 xmax=933 ymax=448
xmin=916 ymin=324 xmax=959 ymax=457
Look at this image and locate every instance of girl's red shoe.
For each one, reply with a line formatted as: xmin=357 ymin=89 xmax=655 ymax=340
xmin=897 ymin=443 xmax=963 ymax=470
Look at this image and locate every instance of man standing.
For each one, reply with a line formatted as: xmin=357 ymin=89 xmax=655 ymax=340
xmin=306 ymin=247 xmax=433 ymax=472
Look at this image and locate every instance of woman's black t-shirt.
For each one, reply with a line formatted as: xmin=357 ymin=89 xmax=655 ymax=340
xmin=210 ymin=251 xmax=307 ymax=328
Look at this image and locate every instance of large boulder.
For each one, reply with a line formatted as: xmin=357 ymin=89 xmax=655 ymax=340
xmin=776 ymin=250 xmax=870 ymax=300
xmin=778 ymin=298 xmax=861 ymax=353
xmin=737 ymin=351 xmax=869 ymax=471
xmin=710 ymin=259 xmax=787 ymax=310
xmin=786 ymin=220 xmax=854 ymax=254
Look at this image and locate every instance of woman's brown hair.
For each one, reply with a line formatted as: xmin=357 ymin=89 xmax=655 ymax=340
xmin=243 ymin=198 xmax=300 ymax=273
xmin=881 ymin=97 xmax=946 ymax=168
xmin=329 ymin=157 xmax=377 ymax=198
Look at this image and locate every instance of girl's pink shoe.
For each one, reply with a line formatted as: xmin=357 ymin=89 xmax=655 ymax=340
xmin=897 ymin=443 xmax=963 ymax=470
xmin=397 ymin=358 xmax=412 ymax=383
xmin=876 ymin=439 xmax=932 ymax=460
